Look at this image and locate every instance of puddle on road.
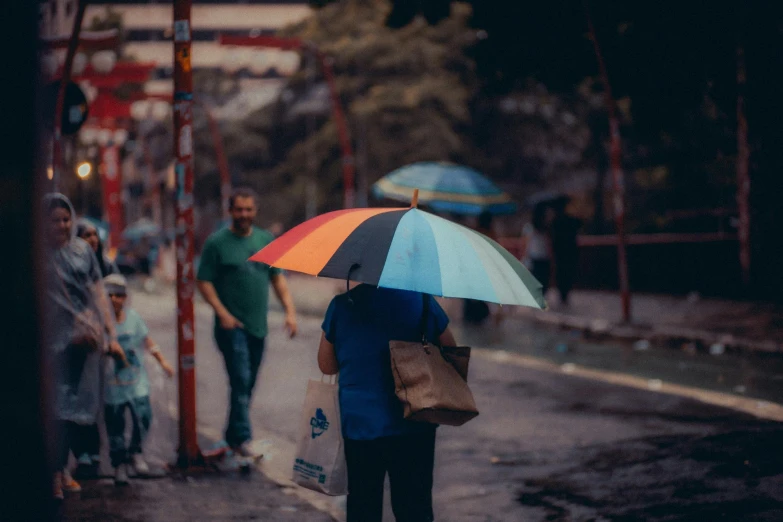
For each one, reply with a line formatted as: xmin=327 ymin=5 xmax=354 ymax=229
xmin=451 ymin=318 xmax=783 ymax=405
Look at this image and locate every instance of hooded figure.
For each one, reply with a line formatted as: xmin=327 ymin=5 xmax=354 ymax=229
xmin=43 ymin=193 xmax=124 ymax=497
xmin=77 ymin=218 xmax=119 ymax=278
xmin=43 ymin=192 xmax=107 ymax=424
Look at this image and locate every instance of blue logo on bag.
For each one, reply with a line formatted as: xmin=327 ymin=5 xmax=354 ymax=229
xmin=310 ymin=408 xmax=330 ymax=439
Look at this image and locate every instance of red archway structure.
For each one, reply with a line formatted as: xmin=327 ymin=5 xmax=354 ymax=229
xmin=72 ymin=62 xmax=157 ymax=247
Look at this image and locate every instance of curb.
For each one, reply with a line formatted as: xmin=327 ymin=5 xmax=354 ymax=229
xmin=163 ymin=404 xmax=346 ymax=521
xmin=513 ymin=308 xmax=782 ymax=355
xmin=473 ymin=348 xmax=783 ymax=422
xmin=140 ymin=276 xmax=782 ymax=355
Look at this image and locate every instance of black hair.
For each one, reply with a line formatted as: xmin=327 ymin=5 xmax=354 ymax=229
xmin=228 ymin=187 xmax=258 ymax=210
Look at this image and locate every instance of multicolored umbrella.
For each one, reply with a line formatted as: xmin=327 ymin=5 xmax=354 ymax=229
xmin=250 ymin=203 xmax=544 ymax=308
xmin=372 ymin=162 xmax=517 ymax=216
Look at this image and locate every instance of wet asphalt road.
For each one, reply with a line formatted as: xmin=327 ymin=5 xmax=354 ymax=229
xmin=64 ymin=289 xmax=783 ymax=521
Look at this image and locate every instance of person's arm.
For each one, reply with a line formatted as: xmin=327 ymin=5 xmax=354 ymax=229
xmin=145 ymin=336 xmax=174 ymax=377
xmin=438 ymin=326 xmax=457 ymax=348
xmin=317 ymin=332 xmax=339 ymax=375
xmin=196 ymin=238 xmax=243 ymax=330
xmin=270 ymin=273 xmax=297 ymax=338
xmin=197 ymin=280 xmax=243 ymax=330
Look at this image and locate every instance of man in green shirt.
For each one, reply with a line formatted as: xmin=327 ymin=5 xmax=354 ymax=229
xmin=197 ymin=188 xmax=297 ymax=456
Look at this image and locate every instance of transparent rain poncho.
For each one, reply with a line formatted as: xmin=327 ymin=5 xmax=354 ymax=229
xmin=43 ymin=193 xmax=110 ymax=425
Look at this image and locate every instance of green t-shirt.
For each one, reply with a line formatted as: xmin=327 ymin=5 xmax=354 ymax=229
xmin=197 ymin=227 xmax=282 ymax=339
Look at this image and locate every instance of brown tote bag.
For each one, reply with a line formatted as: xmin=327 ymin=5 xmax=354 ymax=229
xmin=389 ymin=295 xmax=479 ymax=426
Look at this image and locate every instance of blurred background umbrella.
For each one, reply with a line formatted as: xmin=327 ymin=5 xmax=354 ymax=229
xmin=372 ymin=162 xmax=517 ymax=216
xmin=122 ymin=217 xmax=161 ymax=242
xmin=525 ymin=190 xmax=570 ymax=208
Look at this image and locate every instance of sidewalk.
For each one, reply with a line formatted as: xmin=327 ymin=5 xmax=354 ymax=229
xmin=61 ymin=470 xmax=333 ymax=522
xmin=273 ymin=274 xmax=783 ymax=354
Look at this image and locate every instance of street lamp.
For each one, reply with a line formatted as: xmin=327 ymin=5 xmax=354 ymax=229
xmin=91 ymin=50 xmax=117 ymax=75
xmin=76 ymin=161 xmax=92 ymax=179
xmin=76 ymin=161 xmax=92 ymax=216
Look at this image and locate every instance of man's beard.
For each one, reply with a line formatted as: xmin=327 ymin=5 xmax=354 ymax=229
xmin=233 ymin=218 xmax=252 ymax=232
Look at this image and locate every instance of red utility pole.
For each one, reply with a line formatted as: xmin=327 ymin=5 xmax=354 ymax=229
xmin=99 ymin=130 xmax=124 ymax=247
xmin=584 ymin=1 xmax=631 ymax=322
xmin=173 ymin=0 xmax=201 ymax=467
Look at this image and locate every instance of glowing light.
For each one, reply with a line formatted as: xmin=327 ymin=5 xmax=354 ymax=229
xmin=76 ymin=161 xmax=92 ymax=179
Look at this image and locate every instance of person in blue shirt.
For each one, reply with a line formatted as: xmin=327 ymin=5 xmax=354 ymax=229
xmin=318 ymin=283 xmax=456 ymax=522
xmin=103 ymin=274 xmax=174 ymax=486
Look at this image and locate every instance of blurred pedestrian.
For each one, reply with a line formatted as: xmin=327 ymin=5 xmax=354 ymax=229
xmin=318 ymin=283 xmax=456 ymax=522
xmin=66 ymin=219 xmax=120 ymax=478
xmin=463 ymin=211 xmax=494 ymax=324
xmin=550 ymin=197 xmax=581 ymax=306
xmin=197 ymin=187 xmax=298 ymax=457
xmin=103 ymin=274 xmax=174 ymax=486
xmin=77 ymin=219 xmax=119 ymax=278
xmin=43 ymin=193 xmax=125 ymax=500
xmin=522 ymin=203 xmax=552 ymax=295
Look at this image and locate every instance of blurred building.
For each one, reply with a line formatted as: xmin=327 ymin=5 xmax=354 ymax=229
xmin=39 ymin=0 xmax=312 ymax=259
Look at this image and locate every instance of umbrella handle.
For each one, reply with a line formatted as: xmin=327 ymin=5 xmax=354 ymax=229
xmin=346 ymin=263 xmax=360 ymax=301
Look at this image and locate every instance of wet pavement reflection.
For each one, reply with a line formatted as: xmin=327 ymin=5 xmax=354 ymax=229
xmin=451 ymin=315 xmax=783 ymax=405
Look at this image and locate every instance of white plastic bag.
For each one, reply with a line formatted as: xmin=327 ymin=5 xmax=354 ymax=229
xmin=292 ymin=377 xmax=348 ymax=496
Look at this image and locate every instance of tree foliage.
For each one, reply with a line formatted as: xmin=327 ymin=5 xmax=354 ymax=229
xmin=228 ymin=0 xmax=482 ymax=224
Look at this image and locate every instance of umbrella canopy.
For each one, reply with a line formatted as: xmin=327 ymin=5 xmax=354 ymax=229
xmin=250 ymin=206 xmax=544 ymax=308
xmin=525 ymin=190 xmax=570 ymax=208
xmin=372 ymin=162 xmax=517 ymax=216
xmin=122 ymin=218 xmax=161 ymax=242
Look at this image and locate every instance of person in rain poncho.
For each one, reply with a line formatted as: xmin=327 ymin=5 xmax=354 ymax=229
xmin=42 ymin=193 xmax=126 ymax=499
xmin=66 ymin=219 xmax=119 ymax=478
xmin=77 ymin=219 xmax=119 ymax=278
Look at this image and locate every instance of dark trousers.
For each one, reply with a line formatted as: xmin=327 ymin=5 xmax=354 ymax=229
xmin=104 ymin=396 xmax=152 ymax=467
xmin=530 ymin=259 xmax=551 ymax=294
xmin=56 ymin=421 xmax=100 ymax=470
xmin=71 ymin=423 xmax=100 ymax=460
xmin=555 ymin=261 xmax=576 ymax=304
xmin=344 ymin=431 xmax=436 ymax=522
xmin=214 ymin=327 xmax=266 ymax=447
xmin=56 ymin=422 xmax=77 ymax=470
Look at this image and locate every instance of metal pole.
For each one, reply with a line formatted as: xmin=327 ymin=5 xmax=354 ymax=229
xmin=52 ymin=0 xmax=87 ymax=191
xmin=305 ymin=49 xmax=318 ymax=219
xmin=584 ymin=1 xmax=631 ymax=322
xmin=319 ymin=53 xmax=355 ymax=209
xmin=172 ymin=0 xmax=200 ymax=467
xmin=736 ymin=43 xmax=751 ymax=288
xmin=201 ymin=102 xmax=231 ymax=219
xmin=100 ymin=129 xmax=124 ymax=248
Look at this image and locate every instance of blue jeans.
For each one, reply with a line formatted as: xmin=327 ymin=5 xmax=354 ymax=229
xmin=214 ymin=327 xmax=266 ymax=447
xmin=104 ymin=395 xmax=152 ymax=468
